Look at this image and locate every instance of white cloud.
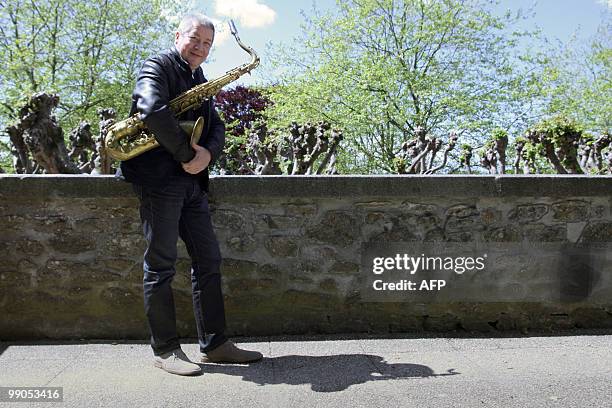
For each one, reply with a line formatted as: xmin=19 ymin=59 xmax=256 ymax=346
xmin=213 ymin=0 xmax=276 ymax=28
xmin=596 ymin=0 xmax=612 ymax=8
xmin=210 ymin=17 xmax=231 ymax=46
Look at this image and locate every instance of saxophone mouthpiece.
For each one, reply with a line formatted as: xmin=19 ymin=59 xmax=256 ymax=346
xmin=229 ymin=20 xmax=238 ymax=36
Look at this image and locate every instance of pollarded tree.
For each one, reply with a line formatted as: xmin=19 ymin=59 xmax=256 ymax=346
xmin=472 ymin=116 xmax=611 ymax=175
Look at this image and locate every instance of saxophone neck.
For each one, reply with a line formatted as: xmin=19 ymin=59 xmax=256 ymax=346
xmin=168 ymin=20 xmax=259 ymax=114
xmin=229 ymin=19 xmax=260 ymax=73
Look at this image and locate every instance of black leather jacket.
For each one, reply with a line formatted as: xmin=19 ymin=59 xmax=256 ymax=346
xmin=118 ymin=46 xmax=225 ymax=191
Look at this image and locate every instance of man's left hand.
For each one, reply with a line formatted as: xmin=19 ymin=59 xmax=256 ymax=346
xmin=182 ymin=144 xmax=211 ymax=174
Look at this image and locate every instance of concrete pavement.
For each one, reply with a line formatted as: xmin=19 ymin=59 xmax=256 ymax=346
xmin=1 ymin=332 xmax=611 ymax=408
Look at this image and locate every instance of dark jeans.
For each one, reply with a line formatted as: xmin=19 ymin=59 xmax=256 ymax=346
xmin=132 ymin=177 xmax=227 ymax=356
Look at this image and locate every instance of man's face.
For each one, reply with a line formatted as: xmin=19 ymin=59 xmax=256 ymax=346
xmin=175 ymin=23 xmax=214 ymax=70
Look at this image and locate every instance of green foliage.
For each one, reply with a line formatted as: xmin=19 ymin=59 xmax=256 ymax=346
xmin=0 ymin=0 xmax=184 ymax=146
xmin=522 ymin=142 xmax=542 ymax=162
xmin=540 ymin=18 xmax=611 ymax=134
xmin=459 ymin=144 xmax=472 ymax=166
xmin=265 ymin=0 xmax=543 ymax=173
xmin=514 ymin=136 xmax=527 ymax=145
xmin=531 ymin=115 xmax=583 ymax=145
xmin=491 ymin=128 xmax=508 ymax=141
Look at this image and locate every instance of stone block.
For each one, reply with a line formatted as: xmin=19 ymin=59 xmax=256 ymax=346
xmin=264 ymin=236 xmax=298 ymax=257
xmin=306 ymin=211 xmax=359 ymax=247
xmin=15 ymin=239 xmax=45 ymax=257
xmin=18 ymin=259 xmax=37 ymax=274
xmin=30 ymin=214 xmax=69 ymax=233
xmin=40 ymin=259 xmax=85 ymax=280
xmin=354 ymin=200 xmax=394 ymax=209
xmin=103 ymin=233 xmax=146 ymax=255
xmin=258 ymin=263 xmax=284 ymax=281
xmin=226 ymin=235 xmax=257 ymax=252
xmin=445 ymin=231 xmax=475 ymax=242
xmin=365 ymin=212 xmax=385 ymax=224
xmin=256 ymin=214 xmax=302 ymax=230
xmin=66 ymin=285 xmax=94 ymax=297
xmin=593 ymin=205 xmax=606 ymax=218
xmin=444 ymin=216 xmax=482 ymax=232
xmin=0 ymin=260 xmax=19 ymax=275
xmin=370 ymin=222 xmax=418 ymax=242
xmin=484 ymin=226 xmax=521 ymax=242
xmin=0 ymin=271 xmax=31 ymax=289
xmin=283 ymin=202 xmax=317 ymax=217
xmin=580 ymin=222 xmax=612 ymax=242
xmin=288 ymin=261 xmax=320 ymax=283
xmin=424 ymin=228 xmax=445 ymax=241
xmin=480 ymin=207 xmax=501 ymax=225
xmin=509 ymin=204 xmax=549 ymax=223
xmin=99 ymin=258 xmax=138 ymax=275
xmin=400 ymin=201 xmax=440 ymax=215
xmin=523 ymin=224 xmax=566 ymax=242
xmin=49 ymin=233 xmax=96 ymax=254
xmin=298 ymin=245 xmax=338 ymax=262
xmin=328 ymin=261 xmax=359 ymax=275
xmin=212 ymin=209 xmax=245 ymax=230
xmin=552 ymin=200 xmax=590 ymax=222
xmin=399 ymin=212 xmax=442 ymax=232
xmin=445 ymin=204 xmax=479 ymax=218
xmin=100 ymin=286 xmax=141 ymax=308
xmin=319 ymin=278 xmax=338 ymax=292
xmin=40 ymin=260 xmax=122 ymax=285
xmin=221 ymin=258 xmax=259 ymax=279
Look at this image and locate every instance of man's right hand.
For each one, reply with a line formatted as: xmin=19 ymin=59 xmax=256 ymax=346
xmin=182 ymin=143 xmax=211 ymax=174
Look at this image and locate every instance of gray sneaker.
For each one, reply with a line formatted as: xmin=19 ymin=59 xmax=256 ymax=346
xmin=153 ymin=349 xmax=202 ymax=376
xmin=201 ymin=340 xmax=263 ymax=363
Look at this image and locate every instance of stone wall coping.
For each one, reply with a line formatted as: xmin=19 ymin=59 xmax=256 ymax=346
xmin=1 ymin=174 xmax=611 ymax=198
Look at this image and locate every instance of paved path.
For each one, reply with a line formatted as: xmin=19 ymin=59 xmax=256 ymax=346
xmin=1 ymin=333 xmax=611 ymax=407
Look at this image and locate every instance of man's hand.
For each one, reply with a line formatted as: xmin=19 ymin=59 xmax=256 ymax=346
xmin=182 ymin=143 xmax=211 ymax=174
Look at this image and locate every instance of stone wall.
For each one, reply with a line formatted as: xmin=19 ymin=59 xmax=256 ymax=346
xmin=1 ymin=175 xmax=611 ymax=340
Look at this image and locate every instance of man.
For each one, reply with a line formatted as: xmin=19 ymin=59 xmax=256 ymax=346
xmin=117 ymin=14 xmax=262 ymax=376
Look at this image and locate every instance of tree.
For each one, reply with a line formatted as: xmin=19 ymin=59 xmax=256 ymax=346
xmin=214 ymin=86 xmax=344 ymax=175
xmin=265 ymin=0 xmax=544 ymax=173
xmin=0 ymin=0 xmax=187 ymax=170
xmin=214 ymin=86 xmax=272 ymax=174
xmin=471 ymin=115 xmax=611 ymax=175
xmin=540 ymin=18 xmax=611 ymax=135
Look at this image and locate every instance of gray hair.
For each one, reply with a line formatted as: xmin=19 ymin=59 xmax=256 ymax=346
xmin=177 ymin=14 xmax=215 ymax=39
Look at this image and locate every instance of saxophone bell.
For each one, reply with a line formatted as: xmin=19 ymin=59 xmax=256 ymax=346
xmin=182 ymin=116 xmax=205 ymax=146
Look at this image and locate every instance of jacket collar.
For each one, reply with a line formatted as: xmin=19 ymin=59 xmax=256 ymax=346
xmin=170 ymin=46 xmax=195 ymax=73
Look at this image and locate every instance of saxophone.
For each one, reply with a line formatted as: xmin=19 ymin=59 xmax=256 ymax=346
xmin=105 ymin=20 xmax=260 ymax=161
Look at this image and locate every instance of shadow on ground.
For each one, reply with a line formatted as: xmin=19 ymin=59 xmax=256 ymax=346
xmin=199 ymin=354 xmax=458 ymax=392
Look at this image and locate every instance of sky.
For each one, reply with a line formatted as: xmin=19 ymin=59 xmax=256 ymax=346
xmin=182 ymin=0 xmax=611 ymax=87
